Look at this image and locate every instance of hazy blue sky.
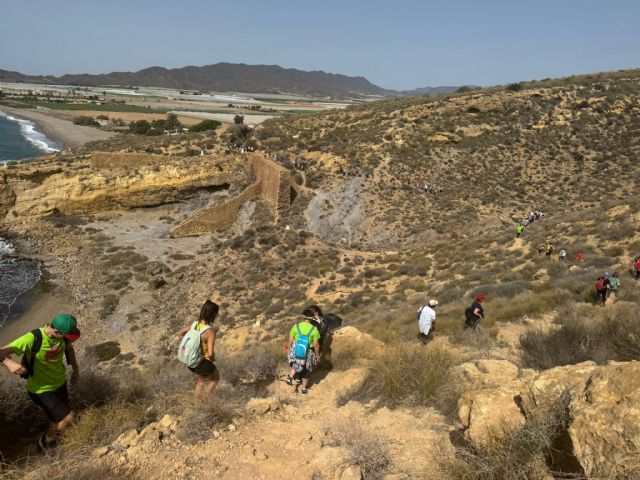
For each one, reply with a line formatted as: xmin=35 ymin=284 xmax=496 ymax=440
xmin=1 ymin=0 xmax=639 ymax=90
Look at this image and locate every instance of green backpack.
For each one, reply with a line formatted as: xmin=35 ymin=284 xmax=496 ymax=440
xmin=177 ymin=322 xmax=211 ymax=368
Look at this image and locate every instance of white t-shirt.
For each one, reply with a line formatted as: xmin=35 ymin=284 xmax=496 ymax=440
xmin=418 ymin=306 xmax=436 ymax=335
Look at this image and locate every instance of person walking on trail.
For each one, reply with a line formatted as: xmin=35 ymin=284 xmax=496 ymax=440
xmin=286 ymin=310 xmax=321 ymax=395
xmin=465 ymin=294 xmax=485 ymax=329
xmin=417 ymin=299 xmax=438 ymax=343
xmin=177 ymin=300 xmax=220 ymax=398
xmin=595 ymin=274 xmax=611 ymax=306
xmin=0 ymin=314 xmax=80 ymax=451
xmin=516 ymin=224 xmax=524 ymax=238
xmin=309 ymin=305 xmax=328 ymax=351
xmin=634 ymin=257 xmax=640 ymax=280
xmin=559 ymin=249 xmax=567 ymax=261
xmin=608 ymin=272 xmax=620 ymax=299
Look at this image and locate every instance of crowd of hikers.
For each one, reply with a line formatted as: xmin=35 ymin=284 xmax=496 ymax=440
xmin=515 ymin=209 xmax=544 ymax=237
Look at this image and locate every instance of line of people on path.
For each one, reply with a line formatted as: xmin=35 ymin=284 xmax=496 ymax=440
xmin=417 ymin=294 xmax=486 ymax=343
xmin=515 ymin=209 xmax=544 ymax=237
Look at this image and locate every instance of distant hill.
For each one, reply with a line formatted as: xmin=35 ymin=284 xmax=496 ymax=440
xmin=0 ymin=63 xmax=392 ymax=99
xmin=0 ymin=63 xmax=462 ymax=99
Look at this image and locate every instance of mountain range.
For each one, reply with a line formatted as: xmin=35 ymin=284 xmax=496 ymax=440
xmin=0 ymin=62 xmax=458 ymax=98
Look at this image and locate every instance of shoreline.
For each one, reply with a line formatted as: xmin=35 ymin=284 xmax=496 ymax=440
xmin=0 ymin=289 xmax=72 ymax=346
xmin=0 ymin=105 xmax=115 ymax=149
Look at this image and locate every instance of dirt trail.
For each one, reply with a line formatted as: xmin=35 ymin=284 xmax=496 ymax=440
xmin=113 ymin=328 xmax=452 ymax=480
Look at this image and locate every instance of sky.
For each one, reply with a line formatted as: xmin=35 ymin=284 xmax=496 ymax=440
xmin=1 ymin=0 xmax=639 ymax=91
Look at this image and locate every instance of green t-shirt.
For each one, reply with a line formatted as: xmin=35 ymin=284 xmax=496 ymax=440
xmin=10 ymin=327 xmax=67 ymax=394
xmin=289 ymin=321 xmax=320 ymax=346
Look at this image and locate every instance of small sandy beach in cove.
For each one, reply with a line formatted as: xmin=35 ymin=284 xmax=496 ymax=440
xmin=0 ymin=106 xmax=115 ymax=149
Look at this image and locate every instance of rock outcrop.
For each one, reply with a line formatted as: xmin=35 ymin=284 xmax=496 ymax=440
xmin=458 ymin=360 xmax=640 ymax=478
xmin=0 ymin=153 xmax=246 ymax=218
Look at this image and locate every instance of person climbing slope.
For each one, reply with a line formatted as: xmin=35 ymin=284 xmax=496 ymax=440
xmin=516 ymin=224 xmax=524 ymax=238
xmin=417 ymin=299 xmax=438 ymax=343
xmin=177 ymin=300 xmax=220 ymax=398
xmin=464 ymin=294 xmax=485 ymax=329
xmin=595 ymin=274 xmax=611 ymax=307
xmin=608 ymin=272 xmax=620 ymax=299
xmin=286 ymin=309 xmax=321 ymax=395
xmin=0 ymin=314 xmax=80 ymax=451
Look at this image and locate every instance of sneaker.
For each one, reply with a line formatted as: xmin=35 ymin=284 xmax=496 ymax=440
xmin=295 ymin=378 xmax=302 ymax=385
xmin=37 ymin=434 xmax=53 ymax=452
xmin=285 ymin=375 xmax=294 ymax=385
xmin=300 ymin=388 xmax=308 ymax=395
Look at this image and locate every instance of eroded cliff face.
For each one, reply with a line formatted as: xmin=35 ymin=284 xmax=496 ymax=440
xmin=0 ymin=153 xmax=249 ymax=218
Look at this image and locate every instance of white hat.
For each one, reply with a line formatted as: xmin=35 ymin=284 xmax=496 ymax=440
xmin=428 ymin=299 xmax=439 ymax=307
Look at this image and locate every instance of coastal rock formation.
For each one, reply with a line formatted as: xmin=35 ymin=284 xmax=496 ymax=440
xmin=0 ymin=153 xmax=247 ymax=218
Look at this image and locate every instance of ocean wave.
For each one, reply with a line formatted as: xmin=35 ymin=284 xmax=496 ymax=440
xmin=0 ymin=237 xmax=15 ymax=256
xmin=0 ymin=111 xmax=60 ymax=154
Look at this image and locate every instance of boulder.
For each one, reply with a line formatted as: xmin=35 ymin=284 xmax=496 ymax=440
xmin=519 ymin=361 xmax=596 ymax=413
xmin=458 ymin=387 xmax=525 ymax=447
xmin=450 ymin=359 xmax=519 ymax=389
xmin=341 ymin=465 xmax=362 ymax=480
xmin=568 ymin=361 xmax=640 ymax=478
xmin=246 ymin=397 xmax=281 ymax=415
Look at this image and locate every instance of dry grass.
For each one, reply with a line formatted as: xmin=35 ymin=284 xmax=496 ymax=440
xmin=344 ymin=344 xmax=456 ymax=411
xmin=332 ymin=421 xmax=390 ymax=480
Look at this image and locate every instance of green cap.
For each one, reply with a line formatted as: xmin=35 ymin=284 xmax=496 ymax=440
xmin=51 ymin=313 xmax=81 ymax=341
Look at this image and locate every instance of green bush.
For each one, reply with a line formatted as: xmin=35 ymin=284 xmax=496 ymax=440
xmin=72 ymin=116 xmax=99 ymax=126
xmin=189 ymin=119 xmax=221 ymax=132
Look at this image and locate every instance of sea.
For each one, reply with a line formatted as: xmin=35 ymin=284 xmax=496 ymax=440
xmin=0 ymin=111 xmax=57 ymax=326
xmin=0 ymin=110 xmax=60 ymax=163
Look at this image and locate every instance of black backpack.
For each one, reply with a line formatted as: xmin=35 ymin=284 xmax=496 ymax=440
xmin=20 ymin=329 xmax=43 ymax=379
xmin=464 ymin=307 xmax=476 ymax=327
xmin=19 ymin=329 xmax=69 ymax=379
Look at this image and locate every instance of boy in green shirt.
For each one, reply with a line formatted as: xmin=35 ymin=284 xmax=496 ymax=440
xmin=0 ymin=313 xmax=80 ymax=450
xmin=286 ymin=309 xmax=321 ymax=395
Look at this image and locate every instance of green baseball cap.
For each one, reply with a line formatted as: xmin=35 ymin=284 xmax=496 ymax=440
xmin=51 ymin=313 xmax=81 ymax=341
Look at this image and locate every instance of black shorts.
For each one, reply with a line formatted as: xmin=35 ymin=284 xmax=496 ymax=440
xmin=189 ymin=359 xmax=216 ymax=376
xmin=28 ymin=383 xmax=71 ymax=423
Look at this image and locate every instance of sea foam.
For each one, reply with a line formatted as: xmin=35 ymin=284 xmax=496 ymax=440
xmin=0 ymin=111 xmax=60 ymax=154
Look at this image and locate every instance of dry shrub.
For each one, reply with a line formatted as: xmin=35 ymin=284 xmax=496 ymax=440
xmin=489 ymin=290 xmax=565 ymax=324
xmin=346 ymin=344 xmax=455 ymax=410
xmin=441 ymin=401 xmax=578 ymax=480
xmin=217 ymin=342 xmax=283 ymax=386
xmin=0 ymin=454 xmax=141 ymax=480
xmin=521 ymin=301 xmax=640 ymax=369
xmin=177 ymin=386 xmax=240 ymax=444
xmin=333 ymin=421 xmax=390 ymax=480
xmin=60 ymin=402 xmax=144 ymax=455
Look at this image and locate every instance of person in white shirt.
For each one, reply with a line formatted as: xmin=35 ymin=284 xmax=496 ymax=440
xmin=418 ymin=299 xmax=438 ymax=344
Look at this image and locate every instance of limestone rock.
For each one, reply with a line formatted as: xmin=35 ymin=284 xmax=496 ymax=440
xmin=246 ymin=396 xmax=281 ymax=415
xmin=450 ymin=359 xmax=519 ymax=388
xmin=91 ymin=446 xmax=109 ymax=459
xmin=568 ymin=361 xmax=640 ymax=478
xmin=341 ymin=465 xmax=362 ymax=480
xmin=458 ymin=387 xmax=525 ymax=447
xmin=114 ymin=429 xmax=139 ymax=449
xmin=519 ymin=361 xmax=596 ymax=413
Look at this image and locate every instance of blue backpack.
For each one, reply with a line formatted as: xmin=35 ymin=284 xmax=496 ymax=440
xmin=293 ymin=324 xmax=316 ymax=359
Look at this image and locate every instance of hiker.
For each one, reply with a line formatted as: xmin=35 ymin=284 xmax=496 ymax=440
xmin=634 ymin=257 xmax=640 ymax=280
xmin=286 ymin=309 xmax=321 ymax=395
xmin=0 ymin=314 xmax=80 ymax=451
xmin=559 ymin=249 xmax=567 ymax=261
xmin=465 ymin=294 xmax=485 ymax=329
xmin=516 ymin=224 xmax=524 ymax=238
xmin=417 ymin=299 xmax=438 ymax=343
xmin=575 ymin=251 xmax=584 ymax=261
xmin=177 ymin=300 xmax=220 ymax=398
xmin=609 ymin=272 xmax=620 ymax=299
xmin=307 ymin=305 xmax=328 ymax=350
xmin=595 ymin=274 xmax=610 ymax=306
xmin=545 ymin=244 xmax=555 ymax=256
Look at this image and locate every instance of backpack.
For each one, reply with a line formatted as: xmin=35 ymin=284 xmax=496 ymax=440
xmin=20 ymin=328 xmax=68 ymax=379
xmin=464 ymin=307 xmax=477 ymax=327
xmin=416 ymin=305 xmax=425 ymax=320
xmin=293 ymin=323 xmax=317 ymax=359
xmin=595 ymin=277 xmax=606 ymax=290
xmin=177 ymin=322 xmax=212 ymax=368
xmin=20 ymin=329 xmax=43 ymax=379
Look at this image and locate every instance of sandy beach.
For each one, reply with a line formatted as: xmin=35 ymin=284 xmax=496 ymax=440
xmin=0 ymin=106 xmax=115 ymax=149
xmin=0 ymin=290 xmax=72 ymax=346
